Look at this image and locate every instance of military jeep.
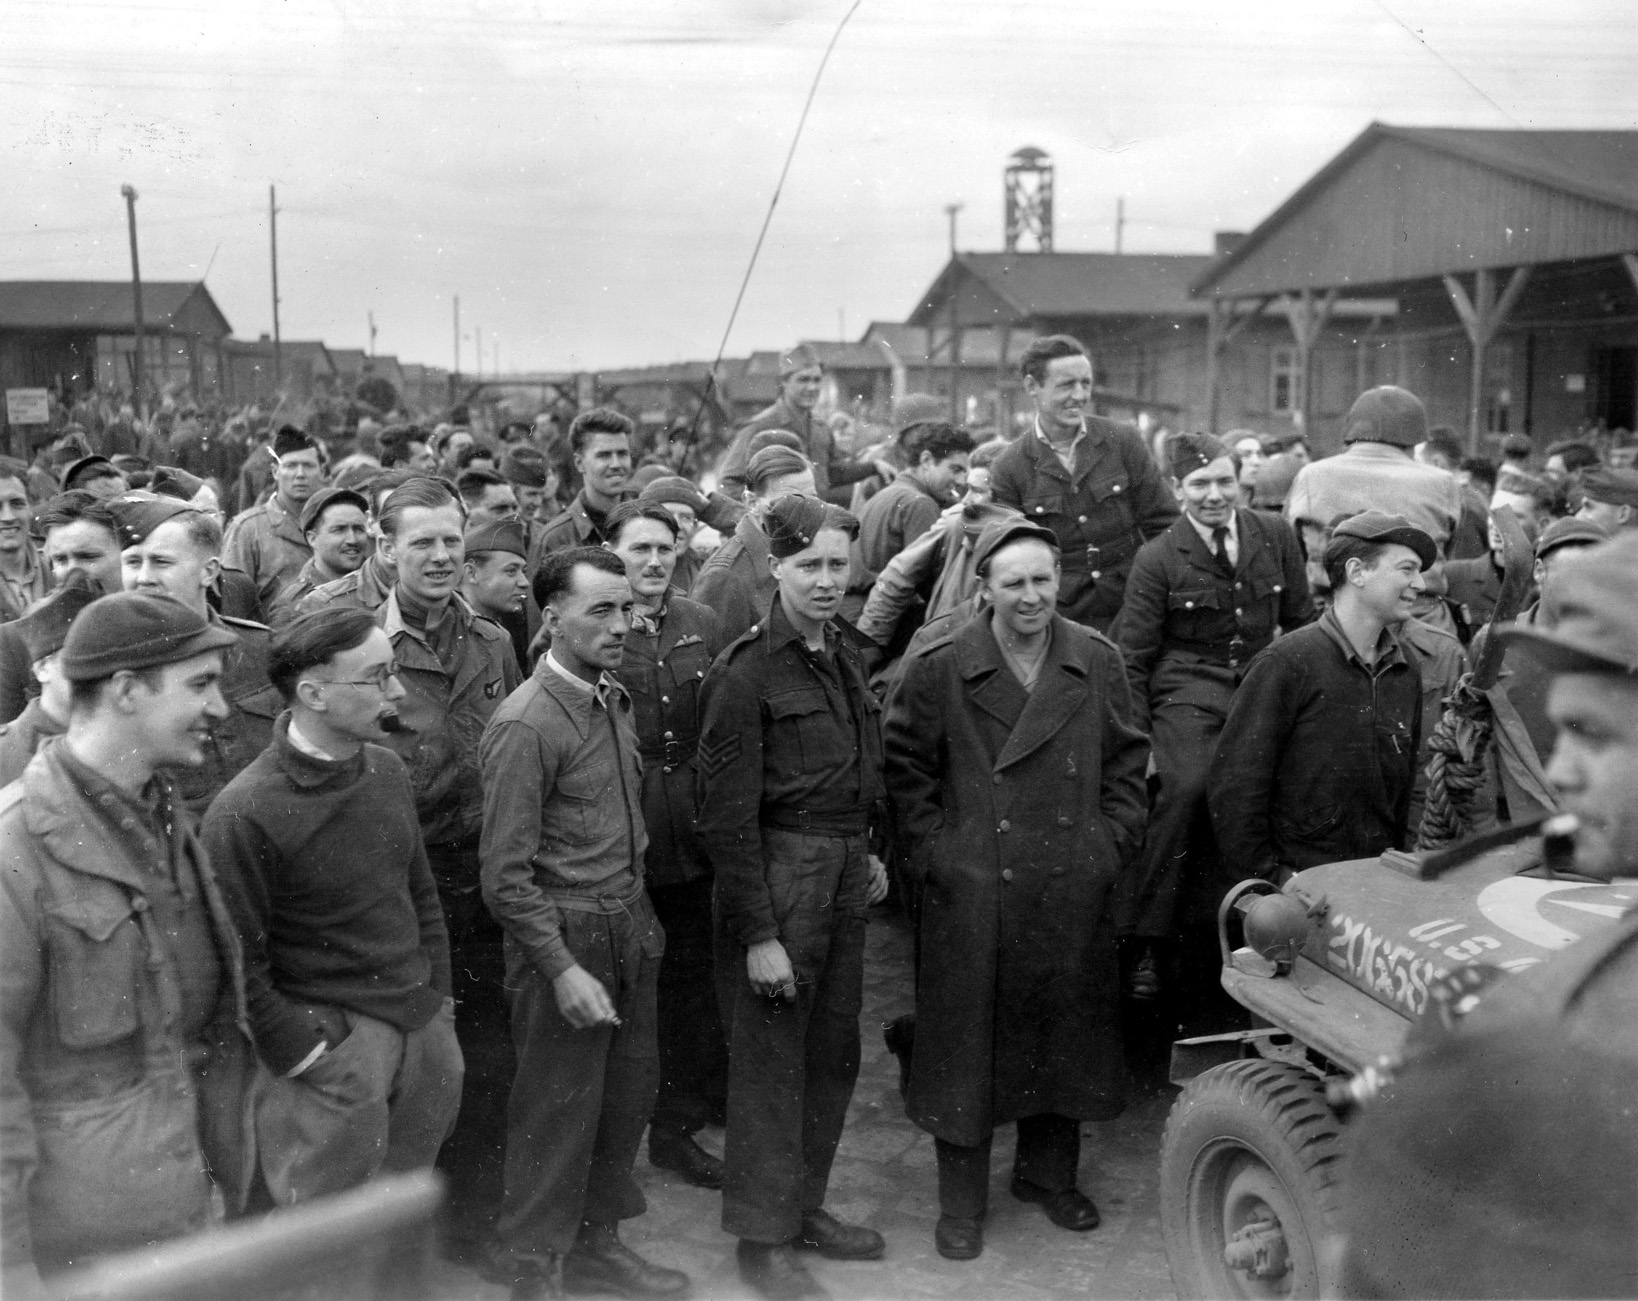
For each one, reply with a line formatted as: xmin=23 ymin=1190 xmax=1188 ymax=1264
xmin=1157 ymin=839 xmax=1632 ymax=1299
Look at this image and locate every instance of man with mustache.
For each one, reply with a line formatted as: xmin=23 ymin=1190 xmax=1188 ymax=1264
xmin=202 ymin=608 xmax=461 ymax=1206
xmin=988 ymin=334 xmax=1177 ymax=633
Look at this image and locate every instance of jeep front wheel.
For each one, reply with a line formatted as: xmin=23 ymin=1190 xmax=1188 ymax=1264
xmin=1159 ymin=1058 xmax=1344 ymax=1300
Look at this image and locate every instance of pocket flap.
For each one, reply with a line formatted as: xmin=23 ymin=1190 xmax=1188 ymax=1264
xmin=1087 ymin=475 xmax=1130 ymax=504
xmin=45 ymin=894 xmax=134 ymax=943
xmin=766 ymin=688 xmax=829 ymax=720
xmin=558 ymin=761 xmax=614 ymax=800
xmin=1167 ymin=588 xmax=1224 ymax=612
xmin=1021 ymin=493 xmax=1065 ymax=519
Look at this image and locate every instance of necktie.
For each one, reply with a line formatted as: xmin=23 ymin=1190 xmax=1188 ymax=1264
xmin=1212 ymin=526 xmax=1232 ymax=571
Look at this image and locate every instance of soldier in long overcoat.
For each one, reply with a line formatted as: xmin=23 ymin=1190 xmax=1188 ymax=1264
xmin=884 ymin=519 xmax=1148 ymax=1261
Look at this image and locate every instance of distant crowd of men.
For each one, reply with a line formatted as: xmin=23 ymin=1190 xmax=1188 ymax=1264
xmin=3 ymin=333 xmax=1637 ymax=1301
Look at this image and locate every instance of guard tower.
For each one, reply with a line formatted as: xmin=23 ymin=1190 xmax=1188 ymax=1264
xmin=1004 ymin=146 xmax=1054 ymax=253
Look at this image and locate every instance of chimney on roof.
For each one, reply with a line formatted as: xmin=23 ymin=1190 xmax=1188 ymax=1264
xmin=1214 ymin=231 xmax=1246 ymax=257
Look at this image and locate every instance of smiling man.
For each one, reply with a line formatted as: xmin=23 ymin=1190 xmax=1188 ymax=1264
xmin=271 ymin=486 xmax=373 ymax=619
xmin=527 ymin=408 xmax=637 ymax=571
xmin=1115 ymin=433 xmax=1312 ymax=1001
xmin=461 ymin=516 xmax=537 ymax=672
xmin=480 ymin=546 xmax=689 ymax=1300
xmin=0 ymin=466 xmax=46 ymax=625
xmin=989 ymin=335 xmax=1177 ymax=632
xmin=0 ymin=593 xmax=255 ymax=1296
xmin=203 ymin=608 xmax=461 ymax=1207
xmin=223 ymin=427 xmax=327 ymax=612
xmin=1209 ymin=511 xmax=1431 ymax=882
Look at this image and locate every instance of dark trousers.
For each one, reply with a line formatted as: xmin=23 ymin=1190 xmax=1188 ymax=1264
xmin=934 ymin=1114 xmax=1081 ymax=1219
xmin=428 ymin=842 xmax=514 ymax=1248
xmin=495 ymin=899 xmax=662 ymax=1262
xmin=648 ymin=877 xmax=727 ymax=1136
xmin=716 ymin=830 xmax=869 ymax=1244
xmin=1127 ymin=700 xmax=1227 ymax=940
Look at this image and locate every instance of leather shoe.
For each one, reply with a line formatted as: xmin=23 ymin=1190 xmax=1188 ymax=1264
xmin=934 ymin=1214 xmax=983 ymax=1260
xmin=736 ymin=1240 xmax=830 ymax=1301
xmin=796 ymin=1208 xmax=885 ymax=1260
xmin=563 ymin=1225 xmax=690 ymax=1298
xmin=1126 ymin=948 xmax=1161 ymax=1001
xmin=1010 ymin=1178 xmax=1101 ymax=1231
xmin=648 ymin=1128 xmax=724 ymax=1189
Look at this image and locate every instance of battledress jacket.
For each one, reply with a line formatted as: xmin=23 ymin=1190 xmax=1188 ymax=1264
xmin=884 ymin=610 xmax=1149 ymax=1144
xmin=0 ymin=741 xmax=257 ymax=1279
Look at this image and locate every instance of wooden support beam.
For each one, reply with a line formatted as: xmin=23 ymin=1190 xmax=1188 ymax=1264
xmin=1444 ymin=266 xmax=1531 ymax=451
xmin=1281 ymin=288 xmax=1338 ymax=436
xmin=1204 ymin=296 xmax=1271 ymax=434
xmin=1622 ymin=252 xmax=1638 ymax=298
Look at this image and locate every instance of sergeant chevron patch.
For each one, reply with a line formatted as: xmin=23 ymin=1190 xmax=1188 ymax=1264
xmin=698 ymin=732 xmax=742 ymax=777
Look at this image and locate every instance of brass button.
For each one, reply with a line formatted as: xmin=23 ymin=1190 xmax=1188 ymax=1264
xmin=1235 ymin=608 xmax=1243 ymax=617
xmin=1034 ymin=505 xmax=1045 ymax=514
xmin=661 ymin=695 xmax=670 ymax=703
xmin=1111 ymin=483 xmax=1121 ymax=493
xmin=1273 ymin=584 xmax=1283 ymax=593
xmin=1057 ymin=816 xmax=1072 ymax=827
xmin=992 ymin=773 xmax=1003 ymax=785
xmin=663 ymin=766 xmax=674 ymax=774
xmin=664 ymin=730 xmax=674 ymax=739
xmin=999 ymin=819 xmax=1011 ymax=832
xmin=1078 ymin=514 xmax=1088 ymax=524
xmin=1184 ymin=600 xmax=1194 ymax=609
xmin=1050 ymin=866 xmax=1066 ymax=877
xmin=1091 ymin=570 xmax=1101 ymax=579
xmin=1002 ymin=868 xmax=1014 ymax=882
xmin=131 ymin=897 xmax=149 ymax=913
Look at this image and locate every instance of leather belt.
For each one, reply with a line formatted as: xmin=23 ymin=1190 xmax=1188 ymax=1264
xmin=760 ymin=807 xmax=869 ymax=837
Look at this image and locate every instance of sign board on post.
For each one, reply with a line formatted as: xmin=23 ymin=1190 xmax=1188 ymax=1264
xmin=5 ymin=389 xmax=50 ymax=425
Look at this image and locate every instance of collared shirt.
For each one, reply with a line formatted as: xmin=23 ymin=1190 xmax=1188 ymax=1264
xmin=545 ymin=647 xmax=620 ymax=710
xmin=1186 ymin=510 xmax=1240 ymax=567
xmin=1317 ymin=605 xmax=1405 ymax=673
xmin=0 ymin=543 xmax=48 ymax=625
xmin=285 ymin=717 xmax=335 ymax=761
xmin=479 ymin=655 xmax=648 ymax=979
xmin=1034 ymin=414 xmax=1086 ymax=476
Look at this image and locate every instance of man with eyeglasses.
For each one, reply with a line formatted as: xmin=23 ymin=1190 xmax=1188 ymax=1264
xmin=203 ymin=607 xmax=462 ymax=1205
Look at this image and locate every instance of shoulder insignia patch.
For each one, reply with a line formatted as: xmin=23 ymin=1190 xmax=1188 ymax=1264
xmin=698 ymin=732 xmax=742 ymax=778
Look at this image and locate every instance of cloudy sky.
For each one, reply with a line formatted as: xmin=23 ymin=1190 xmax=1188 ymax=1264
xmin=3 ymin=0 xmax=1632 ymax=373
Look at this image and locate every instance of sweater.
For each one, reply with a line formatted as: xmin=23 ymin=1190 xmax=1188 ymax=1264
xmin=202 ymin=713 xmax=451 ymax=1074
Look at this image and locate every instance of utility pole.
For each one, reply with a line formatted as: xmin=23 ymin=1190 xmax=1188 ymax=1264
xmin=944 ymin=201 xmax=963 ymax=256
xmin=492 ymin=336 xmax=500 ymax=376
xmin=837 ymin=307 xmax=845 ymax=340
xmin=1115 ymin=196 xmax=1125 ymax=254
xmin=368 ymin=311 xmax=377 ymax=357
xmin=475 ymin=324 xmax=483 ymax=379
xmin=120 ymin=184 xmax=145 ymax=412
xmin=452 ymin=296 xmax=461 ymax=378
xmin=269 ymin=185 xmax=283 ymax=388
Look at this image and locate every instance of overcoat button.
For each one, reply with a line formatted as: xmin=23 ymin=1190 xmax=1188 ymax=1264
xmin=992 ymin=773 xmax=1003 ymax=784
xmin=1050 ymin=866 xmax=1065 ymax=877
xmin=1077 ymin=514 xmax=1088 ymax=524
xmin=1034 ymin=506 xmax=1045 ymax=514
xmin=1057 ymin=816 xmax=1072 ymax=827
xmin=998 ymin=819 xmax=1011 ymax=832
xmin=1002 ymin=869 xmax=1014 ymax=882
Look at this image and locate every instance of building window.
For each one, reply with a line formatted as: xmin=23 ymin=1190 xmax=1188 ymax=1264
xmin=1271 ymin=348 xmax=1300 ymax=413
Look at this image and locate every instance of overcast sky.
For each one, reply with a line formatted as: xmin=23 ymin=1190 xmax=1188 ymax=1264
xmin=3 ymin=0 xmax=1633 ymax=373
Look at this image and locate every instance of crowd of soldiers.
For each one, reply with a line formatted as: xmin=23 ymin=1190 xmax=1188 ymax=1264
xmin=2 ymin=332 xmax=1637 ymax=1301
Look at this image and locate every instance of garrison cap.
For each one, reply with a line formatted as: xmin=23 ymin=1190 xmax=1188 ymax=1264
xmin=1534 ymin=515 xmax=1608 ymax=561
xmin=764 ymin=495 xmax=856 ymax=559
xmin=746 ymin=445 xmax=811 ymax=493
xmin=778 ymin=343 xmax=823 ymax=376
xmin=14 ymin=570 xmax=100 ymax=663
xmin=1166 ymin=432 xmax=1231 ymax=481
xmin=149 ymin=465 xmax=206 ymax=501
xmin=1575 ymin=463 xmax=1638 ymax=508
xmin=1325 ymin=510 xmax=1436 ymax=571
xmin=57 ymin=591 xmax=237 ymax=682
xmin=973 ymin=517 xmax=1059 ymax=578
xmin=105 ymin=490 xmax=199 ymax=549
xmin=1499 ymin=531 xmax=1638 ymax=674
xmin=463 ymin=517 xmax=528 ymax=560
xmin=299 ymin=485 xmax=370 ymax=534
xmin=639 ymin=475 xmax=709 ymax=513
xmin=1342 ymin=385 xmax=1428 ymax=449
xmin=500 ymin=444 xmax=549 ymax=489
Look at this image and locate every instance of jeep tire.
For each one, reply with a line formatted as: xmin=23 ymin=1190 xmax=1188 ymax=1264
xmin=1160 ymin=1058 xmax=1344 ymax=1299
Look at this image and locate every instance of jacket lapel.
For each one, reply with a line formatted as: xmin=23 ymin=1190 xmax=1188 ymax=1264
xmin=1233 ymin=507 xmax=1267 ymax=577
xmin=954 ymin=612 xmax=1025 ymax=733
xmin=994 ymin=616 xmax=1092 ymax=771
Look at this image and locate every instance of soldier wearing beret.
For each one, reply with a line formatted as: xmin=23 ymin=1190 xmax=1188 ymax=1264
xmin=987 ymin=335 xmax=1178 ymax=633
xmin=0 ymin=594 xmax=256 ymax=1298
xmin=696 ymin=495 xmax=890 ymax=1301
xmin=1116 ymin=433 xmax=1313 ymax=1000
xmin=222 ymin=427 xmax=326 ymax=612
xmin=109 ymin=491 xmax=283 ymax=814
xmin=1209 ymin=512 xmax=1429 ymax=881
xmin=0 ymin=572 xmax=99 ymax=786
xmin=884 ymin=518 xmax=1149 ymax=1262
xmin=1573 ymin=462 xmax=1638 ymax=533
xmin=1337 ymin=531 xmax=1638 ymax=1298
xmin=691 ymin=445 xmax=819 ymax=643
xmin=717 ymin=344 xmax=897 ymax=504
